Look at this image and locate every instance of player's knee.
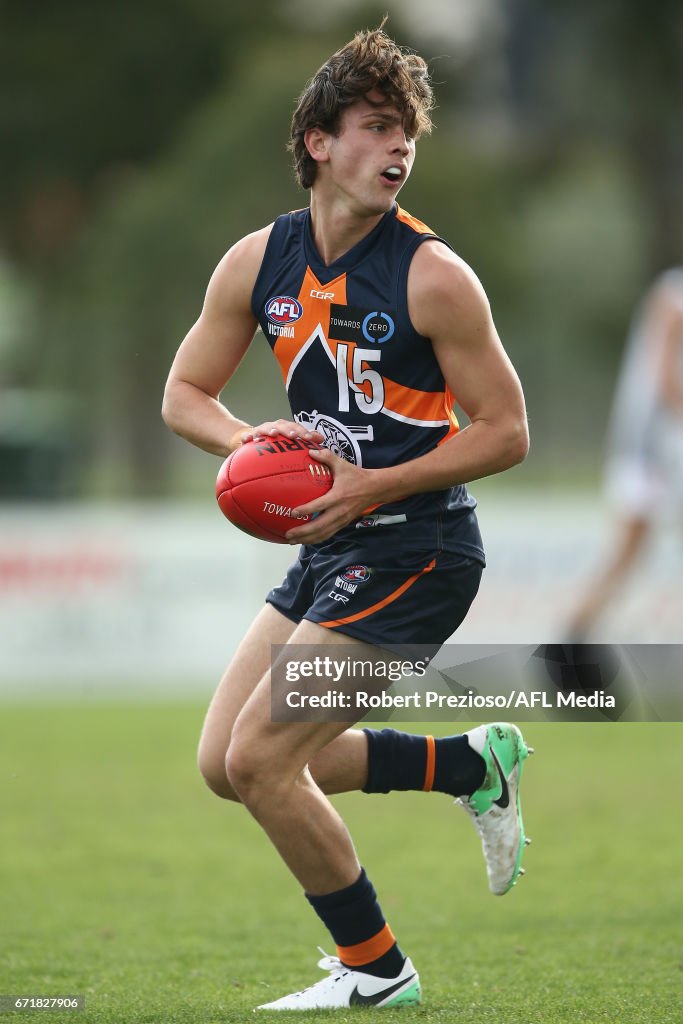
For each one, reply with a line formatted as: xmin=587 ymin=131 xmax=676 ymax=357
xmin=197 ymin=742 xmax=238 ymax=801
xmin=224 ymin=739 xmax=275 ymax=804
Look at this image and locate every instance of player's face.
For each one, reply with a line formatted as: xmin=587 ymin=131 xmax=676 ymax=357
xmin=323 ymin=91 xmax=416 ymax=215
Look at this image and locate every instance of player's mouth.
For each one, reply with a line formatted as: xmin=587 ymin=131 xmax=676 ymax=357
xmin=379 ymin=165 xmax=405 ymax=186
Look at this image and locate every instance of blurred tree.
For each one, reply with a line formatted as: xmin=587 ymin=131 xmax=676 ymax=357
xmin=491 ymin=1 xmax=682 ymax=468
xmin=1 ymin=0 xmax=291 ymax=494
xmin=600 ymin=2 xmax=683 ymax=272
xmin=43 ymin=34 xmax=338 ymax=494
xmin=506 ymin=1 xmax=683 ymax=273
xmin=0 ymin=0 xmax=276 ymax=266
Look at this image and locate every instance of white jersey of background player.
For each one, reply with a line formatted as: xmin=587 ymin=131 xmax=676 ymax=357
xmin=606 ymin=266 xmax=683 ymax=515
xmin=567 ymin=267 xmax=683 ymax=640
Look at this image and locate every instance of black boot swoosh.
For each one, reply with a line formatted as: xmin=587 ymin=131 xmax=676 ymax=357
xmin=490 ymin=745 xmax=510 ymax=809
xmin=349 ymin=973 xmax=416 ymax=1006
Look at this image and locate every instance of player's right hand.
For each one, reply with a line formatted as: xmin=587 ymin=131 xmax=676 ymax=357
xmin=229 ymin=420 xmax=324 ymax=452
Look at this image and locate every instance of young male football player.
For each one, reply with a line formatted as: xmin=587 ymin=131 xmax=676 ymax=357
xmin=163 ymin=24 xmax=532 ymax=1011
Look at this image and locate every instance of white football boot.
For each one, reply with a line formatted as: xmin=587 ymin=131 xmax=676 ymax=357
xmin=456 ymin=722 xmax=534 ymax=895
xmin=255 ymin=949 xmax=421 ymax=1010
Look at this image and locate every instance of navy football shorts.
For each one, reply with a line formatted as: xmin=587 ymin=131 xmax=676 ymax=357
xmin=266 ymin=514 xmax=484 ymax=657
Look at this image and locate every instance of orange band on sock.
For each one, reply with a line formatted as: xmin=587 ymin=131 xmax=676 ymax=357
xmin=423 ymin=734 xmax=435 ymax=791
xmin=336 ymin=923 xmax=396 ymax=967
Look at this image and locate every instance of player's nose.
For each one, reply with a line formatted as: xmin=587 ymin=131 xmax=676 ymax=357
xmin=390 ymin=129 xmax=411 ymax=156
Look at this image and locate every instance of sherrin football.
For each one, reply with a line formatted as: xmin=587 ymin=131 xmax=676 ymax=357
xmin=216 ymin=435 xmax=333 ymax=543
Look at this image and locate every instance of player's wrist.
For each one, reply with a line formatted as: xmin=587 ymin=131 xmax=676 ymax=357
xmin=366 ymin=465 xmax=416 ymax=503
xmin=228 ymin=426 xmax=254 ymax=453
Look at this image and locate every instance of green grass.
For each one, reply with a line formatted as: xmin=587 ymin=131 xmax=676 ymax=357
xmin=1 ymin=706 xmax=681 ymax=1023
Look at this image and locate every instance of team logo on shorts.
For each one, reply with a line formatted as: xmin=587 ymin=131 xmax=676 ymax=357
xmin=333 ymin=564 xmax=371 ymax=596
xmin=265 ymin=295 xmax=303 ymax=326
xmin=341 ymin=565 xmax=371 ymax=584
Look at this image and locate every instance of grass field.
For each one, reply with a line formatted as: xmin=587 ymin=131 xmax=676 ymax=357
xmin=1 ymin=706 xmax=681 ymax=1023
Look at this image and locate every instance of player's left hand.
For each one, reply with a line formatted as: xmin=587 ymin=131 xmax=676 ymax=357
xmin=284 ymin=448 xmax=382 ymax=544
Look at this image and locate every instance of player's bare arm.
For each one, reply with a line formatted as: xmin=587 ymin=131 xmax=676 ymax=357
xmin=656 ymin=286 xmax=683 ymax=414
xmin=163 ymin=226 xmax=322 ymax=455
xmin=396 ymin=241 xmax=529 ymax=487
xmin=287 ymin=242 xmax=528 ymax=543
xmin=162 ymin=228 xmax=268 ymax=454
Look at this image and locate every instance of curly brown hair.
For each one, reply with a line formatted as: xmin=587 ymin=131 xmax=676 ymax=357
xmin=289 ymin=24 xmax=434 ymax=190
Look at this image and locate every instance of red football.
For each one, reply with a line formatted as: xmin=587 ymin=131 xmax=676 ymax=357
xmin=216 ymin=435 xmax=333 ymax=543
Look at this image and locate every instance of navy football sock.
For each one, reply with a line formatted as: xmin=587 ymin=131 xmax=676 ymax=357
xmin=363 ymin=727 xmax=485 ymax=797
xmin=306 ymin=868 xmax=405 ymax=978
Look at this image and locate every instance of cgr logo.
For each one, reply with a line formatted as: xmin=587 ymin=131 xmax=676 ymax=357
xmin=265 ymin=295 xmax=303 ymax=326
xmin=341 ymin=564 xmax=371 ymax=584
xmin=310 ymin=289 xmax=335 ymax=300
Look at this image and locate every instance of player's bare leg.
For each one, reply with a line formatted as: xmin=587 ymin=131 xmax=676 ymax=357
xmin=224 ymin=618 xmax=368 ymax=891
xmin=201 ymin=613 xmax=530 ymax=1010
xmin=197 ymin=604 xmax=294 ymax=798
xmin=224 ymin=618 xmax=422 ymax=1010
xmin=199 ymin=604 xmax=531 ymax=897
xmin=197 ymin=604 xmax=368 ymax=801
xmin=227 ymin=622 xmax=392 ymax=940
xmin=567 ymin=515 xmax=650 ymax=638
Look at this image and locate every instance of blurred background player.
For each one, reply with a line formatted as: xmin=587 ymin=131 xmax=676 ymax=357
xmin=163 ymin=23 xmax=532 ymax=1013
xmin=567 ymin=267 xmax=683 ymax=640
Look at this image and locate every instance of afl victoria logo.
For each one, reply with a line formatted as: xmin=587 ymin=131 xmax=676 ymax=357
xmin=341 ymin=565 xmax=371 ymax=584
xmin=265 ymin=295 xmax=303 ymax=326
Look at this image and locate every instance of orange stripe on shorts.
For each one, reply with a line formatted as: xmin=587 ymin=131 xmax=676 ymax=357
xmin=317 ymin=558 xmax=437 ymax=629
xmin=423 ymin=734 xmax=435 ymax=791
xmin=336 ymin=923 xmax=396 ymax=967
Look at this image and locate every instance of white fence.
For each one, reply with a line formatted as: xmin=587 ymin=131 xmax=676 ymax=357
xmin=0 ymin=493 xmax=680 ymax=698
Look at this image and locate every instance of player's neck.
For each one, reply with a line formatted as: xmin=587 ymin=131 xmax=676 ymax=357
xmin=308 ymin=192 xmax=388 ymax=266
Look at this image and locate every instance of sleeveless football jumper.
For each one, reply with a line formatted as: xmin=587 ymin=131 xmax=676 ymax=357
xmin=252 ymin=204 xmax=485 ymax=651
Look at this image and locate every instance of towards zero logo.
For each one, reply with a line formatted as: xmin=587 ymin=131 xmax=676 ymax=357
xmin=329 ymin=305 xmax=396 ymax=345
xmin=265 ymin=295 xmax=303 ymax=326
xmin=362 ymin=311 xmax=394 ymax=343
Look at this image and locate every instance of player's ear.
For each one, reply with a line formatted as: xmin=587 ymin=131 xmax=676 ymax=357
xmin=304 ymin=127 xmax=330 ymax=165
